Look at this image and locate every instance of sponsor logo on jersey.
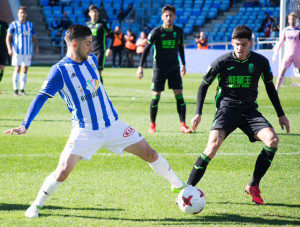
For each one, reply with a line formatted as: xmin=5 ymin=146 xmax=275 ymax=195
xmin=173 ymin=32 xmax=177 ymax=38
xmin=123 ymin=126 xmax=135 ymax=137
xmin=86 ymin=79 xmax=100 ymax=92
xmin=162 ymin=39 xmax=176 ymax=48
xmin=227 ymin=66 xmax=235 ymax=71
xmin=248 ymin=63 xmax=254 ymax=73
xmin=228 ymin=75 xmax=252 ymax=88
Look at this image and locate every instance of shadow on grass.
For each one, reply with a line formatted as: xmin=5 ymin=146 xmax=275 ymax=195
xmin=0 ymin=203 xmax=124 ymax=212
xmin=207 ymin=201 xmax=300 ymax=208
xmin=1 ymin=203 xmax=299 ymax=225
xmin=41 ymin=213 xmax=300 ymax=225
xmin=0 ymin=118 xmax=69 ymax=123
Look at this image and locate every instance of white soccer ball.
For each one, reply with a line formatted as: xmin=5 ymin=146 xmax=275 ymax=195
xmin=177 ymin=185 xmax=206 ymax=214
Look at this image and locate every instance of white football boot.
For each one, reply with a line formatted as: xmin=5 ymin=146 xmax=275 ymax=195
xmin=25 ymin=203 xmax=42 ymax=218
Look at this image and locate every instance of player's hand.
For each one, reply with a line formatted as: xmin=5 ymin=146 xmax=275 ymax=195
xmin=3 ymin=126 xmax=27 ymax=135
xmin=35 ymin=47 xmax=39 ymax=55
xmin=279 ymin=115 xmax=290 ymax=133
xmin=190 ymin=114 xmax=202 ymax=131
xmin=272 ymin=54 xmax=277 ymax=63
xmin=106 ymin=49 xmax=112 ymax=57
xmin=8 ymin=49 xmax=13 ymax=56
xmin=136 ymin=67 xmax=143 ymax=79
xmin=181 ymin=65 xmax=186 ymax=77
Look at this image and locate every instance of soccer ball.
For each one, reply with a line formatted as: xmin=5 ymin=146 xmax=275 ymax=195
xmin=177 ymin=185 xmax=206 ymax=214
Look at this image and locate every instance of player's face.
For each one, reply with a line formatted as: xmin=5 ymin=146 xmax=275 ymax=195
xmin=17 ymin=9 xmax=27 ymax=22
xmin=76 ymin=36 xmax=93 ymax=61
xmin=232 ymin=38 xmax=252 ymax=60
xmin=288 ymin=16 xmax=296 ymax=27
xmin=161 ymin=10 xmax=175 ymax=28
xmin=89 ymin=9 xmax=99 ymax=22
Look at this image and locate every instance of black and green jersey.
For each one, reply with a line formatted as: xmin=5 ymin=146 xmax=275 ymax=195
xmin=0 ymin=20 xmax=8 ymax=52
xmin=86 ymin=19 xmax=114 ymax=53
xmin=203 ymin=51 xmax=274 ymax=110
xmin=145 ymin=25 xmax=185 ymax=70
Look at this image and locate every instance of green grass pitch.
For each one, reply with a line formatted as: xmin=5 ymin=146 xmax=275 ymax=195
xmin=0 ymin=66 xmax=299 ymax=226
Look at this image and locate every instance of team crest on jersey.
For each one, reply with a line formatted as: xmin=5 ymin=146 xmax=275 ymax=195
xmin=248 ymin=63 xmax=254 ymax=73
xmin=123 ymin=126 xmax=135 ymax=137
xmin=86 ymin=79 xmax=100 ymax=92
xmin=173 ymin=32 xmax=177 ymax=38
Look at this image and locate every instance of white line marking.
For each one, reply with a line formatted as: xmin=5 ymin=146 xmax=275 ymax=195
xmin=0 ymin=152 xmax=299 ymax=157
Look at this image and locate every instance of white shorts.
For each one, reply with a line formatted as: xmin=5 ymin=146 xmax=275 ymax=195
xmin=12 ymin=54 xmax=32 ymax=66
xmin=61 ymin=119 xmax=144 ymax=160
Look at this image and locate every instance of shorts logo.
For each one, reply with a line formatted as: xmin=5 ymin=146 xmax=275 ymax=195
xmin=123 ymin=126 xmax=135 ymax=137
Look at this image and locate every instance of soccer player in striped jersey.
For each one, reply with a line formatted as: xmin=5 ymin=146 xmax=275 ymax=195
xmin=272 ymin=12 xmax=300 ymax=91
xmin=4 ymin=25 xmax=186 ymax=218
xmin=6 ymin=6 xmax=39 ymax=96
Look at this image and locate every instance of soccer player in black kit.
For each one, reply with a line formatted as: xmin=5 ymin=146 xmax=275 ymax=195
xmin=136 ymin=5 xmax=192 ymax=134
xmin=187 ymin=25 xmax=290 ymax=205
xmin=0 ymin=19 xmax=9 ymax=94
xmin=86 ymin=5 xmax=114 ymax=84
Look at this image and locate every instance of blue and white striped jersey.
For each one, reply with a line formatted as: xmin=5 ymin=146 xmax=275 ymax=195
xmin=8 ymin=20 xmax=36 ymax=55
xmin=40 ymin=54 xmax=118 ymax=130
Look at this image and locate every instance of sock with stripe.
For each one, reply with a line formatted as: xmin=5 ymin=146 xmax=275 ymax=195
xmin=0 ymin=69 xmax=3 ymax=82
xmin=150 ymin=95 xmax=160 ymax=123
xmin=12 ymin=71 xmax=19 ymax=91
xmin=148 ymin=153 xmax=184 ymax=188
xmin=250 ymin=145 xmax=277 ymax=186
xmin=34 ymin=173 xmax=62 ymax=207
xmin=175 ymin=94 xmax=186 ymax=122
xmin=187 ymin=153 xmax=211 ymax=186
xmin=20 ymin=73 xmax=28 ymax=91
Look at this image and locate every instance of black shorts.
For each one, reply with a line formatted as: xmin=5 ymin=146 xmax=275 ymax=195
xmin=152 ymin=67 xmax=182 ymax=92
xmin=93 ymin=50 xmax=105 ymax=70
xmin=0 ymin=51 xmax=8 ymax=65
xmin=211 ymin=107 xmax=273 ymax=142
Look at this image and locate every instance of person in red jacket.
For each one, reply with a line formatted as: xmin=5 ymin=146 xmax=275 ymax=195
xmin=124 ymin=29 xmax=136 ymax=67
xmin=195 ymin=31 xmax=208 ymax=49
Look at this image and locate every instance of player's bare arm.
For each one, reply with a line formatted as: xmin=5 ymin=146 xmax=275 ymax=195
xmin=190 ymin=114 xmax=201 ymax=131
xmin=32 ymin=36 xmax=39 ymax=55
xmin=6 ymin=33 xmax=13 ymax=56
xmin=279 ymin=115 xmax=290 ymax=133
xmin=106 ymin=48 xmax=112 ymax=57
xmin=4 ymin=126 xmax=27 ymax=135
xmin=136 ymin=66 xmax=143 ymax=79
xmin=180 ymin=65 xmax=186 ymax=77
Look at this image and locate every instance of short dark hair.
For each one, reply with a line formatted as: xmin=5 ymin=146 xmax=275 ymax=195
xmin=18 ymin=6 xmax=27 ymax=12
xmin=162 ymin=5 xmax=175 ymax=14
xmin=89 ymin=4 xmax=98 ymax=12
xmin=64 ymin=25 xmax=92 ymax=43
xmin=232 ymin=25 xmax=252 ymax=40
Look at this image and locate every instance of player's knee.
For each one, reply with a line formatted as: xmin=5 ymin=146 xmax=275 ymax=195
xmin=266 ymin=135 xmax=279 ymax=147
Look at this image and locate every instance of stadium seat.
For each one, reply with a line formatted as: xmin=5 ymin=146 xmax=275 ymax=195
xmin=195 ymin=17 xmax=205 ymax=26
xmin=43 ymin=6 xmax=52 ymax=15
xmin=207 ymin=8 xmax=218 ymax=19
xmin=53 ymin=6 xmax=62 ymax=15
xmin=63 ymin=6 xmax=73 ymax=14
xmin=74 ymin=7 xmax=83 ymax=16
xmin=176 ymin=8 xmax=184 ymax=16
xmin=40 ymin=0 xmax=49 ymax=6
xmin=92 ymin=0 xmax=101 ymax=5
xmin=191 ymin=9 xmax=201 ymax=16
xmin=179 ymin=16 xmax=188 ymax=24
xmin=81 ymin=2 xmax=91 ymax=11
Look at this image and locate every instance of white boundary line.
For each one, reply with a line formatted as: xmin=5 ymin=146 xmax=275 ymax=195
xmin=0 ymin=152 xmax=299 ymax=157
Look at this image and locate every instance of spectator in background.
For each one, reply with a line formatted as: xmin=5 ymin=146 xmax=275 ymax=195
xmin=270 ymin=17 xmax=279 ymax=38
xmin=112 ymin=26 xmax=124 ymax=68
xmin=124 ymin=29 xmax=136 ymax=67
xmin=270 ymin=0 xmax=280 ymax=7
xmin=49 ymin=0 xmax=59 ymax=6
xmin=136 ymin=31 xmax=147 ymax=67
xmin=53 ymin=29 xmax=62 ymax=46
xmin=143 ymin=24 xmax=151 ymax=35
xmin=117 ymin=8 xmax=126 ymax=23
xmin=259 ymin=13 xmax=273 ymax=33
xmin=50 ymin=16 xmax=60 ymax=31
xmin=60 ymin=12 xmax=72 ymax=31
xmin=195 ymin=31 xmax=208 ymax=49
xmin=98 ymin=3 xmax=108 ymax=23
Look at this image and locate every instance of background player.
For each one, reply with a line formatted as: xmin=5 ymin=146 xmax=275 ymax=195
xmin=4 ymin=25 xmax=185 ymax=218
xmin=86 ymin=4 xmax=114 ymax=84
xmin=6 ymin=6 xmax=39 ymax=96
xmin=0 ymin=19 xmax=9 ymax=94
xmin=187 ymin=25 xmax=290 ymax=205
xmin=136 ymin=5 xmax=191 ymax=134
xmin=272 ymin=12 xmax=300 ymax=91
